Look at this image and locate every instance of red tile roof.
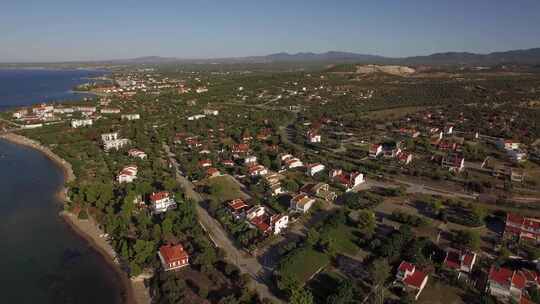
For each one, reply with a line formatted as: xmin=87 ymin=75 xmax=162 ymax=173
xmin=403 ymin=270 xmax=428 ymax=289
xmin=398 ymin=261 xmax=415 ymax=273
xmin=150 ymin=191 xmax=169 ymax=202
xmin=489 ymin=266 xmax=513 ymax=287
xmin=159 ymin=244 xmax=188 ymax=264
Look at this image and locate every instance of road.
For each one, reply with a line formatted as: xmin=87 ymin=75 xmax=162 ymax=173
xmin=163 ymin=144 xmax=283 ymax=303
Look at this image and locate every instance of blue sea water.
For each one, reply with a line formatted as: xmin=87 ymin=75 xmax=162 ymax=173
xmin=0 ymin=68 xmax=124 ymax=303
xmin=0 ymin=68 xmax=108 ymax=110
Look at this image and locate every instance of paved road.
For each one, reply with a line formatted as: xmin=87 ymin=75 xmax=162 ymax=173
xmin=163 ymin=144 xmax=283 ymax=303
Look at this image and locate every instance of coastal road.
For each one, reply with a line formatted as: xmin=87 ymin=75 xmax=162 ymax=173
xmin=163 ymin=144 xmax=283 ymax=304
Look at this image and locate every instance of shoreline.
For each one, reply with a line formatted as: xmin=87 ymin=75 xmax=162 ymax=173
xmin=0 ymin=132 xmax=151 ymax=304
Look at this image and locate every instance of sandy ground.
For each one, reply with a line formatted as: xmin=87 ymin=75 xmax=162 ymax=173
xmin=0 ymin=132 xmax=152 ymax=304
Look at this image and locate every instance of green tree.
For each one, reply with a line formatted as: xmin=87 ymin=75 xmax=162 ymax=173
xmin=290 ymin=286 xmax=314 ymax=304
xmin=356 ymin=209 xmax=376 ymax=238
xmin=368 ymin=258 xmax=391 ymax=304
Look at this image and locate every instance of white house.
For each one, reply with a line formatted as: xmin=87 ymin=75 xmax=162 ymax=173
xmin=306 ymin=163 xmax=325 ymax=176
xmin=330 ymin=169 xmax=365 ymax=191
xmin=150 ymin=191 xmax=177 ymax=214
xmin=270 ymin=214 xmax=289 ymax=234
xmin=117 ymin=165 xmax=138 ymax=183
xmin=196 ymin=87 xmax=208 ymax=93
xmin=290 ymin=193 xmax=316 ymax=213
xmin=281 ymin=154 xmax=304 ymax=170
xmin=395 ymin=261 xmax=429 ymax=300
xmin=244 ymin=155 xmax=258 ymax=165
xmin=128 ymin=148 xmax=147 ymax=160
xmin=121 ymin=113 xmax=140 ymax=121
xmin=102 ymin=132 xmax=130 ymax=151
xmin=203 ymin=109 xmax=219 ymax=116
xmin=307 ymin=130 xmax=321 ymax=143
xmin=369 ymin=144 xmax=383 ymax=158
xmin=187 ymin=114 xmax=206 ymax=121
xmin=71 ymin=119 xmax=93 ymax=128
xmin=100 ymin=108 xmax=121 ymax=114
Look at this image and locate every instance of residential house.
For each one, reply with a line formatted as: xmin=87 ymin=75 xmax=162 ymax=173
xmin=196 ymin=87 xmax=208 ymax=93
xmin=504 ymin=213 xmax=540 ymax=244
xmin=117 ymin=165 xmax=138 ymax=183
xmin=443 ymin=249 xmax=477 ymax=279
xmin=158 ymin=244 xmax=189 ymax=271
xmin=228 ymin=199 xmax=249 ymax=219
xmin=100 ymin=108 xmax=121 ymax=114
xmin=101 ymin=132 xmax=130 ymax=151
xmin=290 ymin=193 xmax=316 ymax=213
xmin=244 ymin=155 xmax=258 ymax=166
xmin=330 ymin=169 xmax=365 ymax=192
xmin=397 ymin=152 xmax=413 ymax=165
xmin=280 ymin=154 xmax=304 ymax=170
xmin=246 ymin=205 xmax=288 ymax=235
xmin=300 ymin=183 xmax=337 ymax=202
xmin=128 ymin=148 xmax=147 ymax=160
xmin=206 ymin=167 xmax=221 ymax=178
xmin=382 ymin=141 xmax=402 ymax=158
xmin=198 ymin=159 xmax=212 ymax=168
xmin=306 ymin=129 xmax=321 ymax=143
xmin=247 ymin=164 xmax=268 ymax=177
xmin=441 ymin=153 xmax=465 ymax=172
xmin=150 ymin=191 xmax=177 ymax=214
xmin=187 ymin=114 xmax=206 ymax=121
xmin=369 ymin=144 xmax=383 ymax=158
xmin=395 ymin=261 xmax=429 ymax=300
xmin=71 ymin=119 xmax=93 ymax=128
xmin=203 ymin=109 xmax=219 ymax=116
xmin=232 ymin=143 xmax=250 ymax=155
xmin=306 ymin=163 xmax=325 ymax=176
xmin=121 ymin=113 xmax=140 ymax=120
xmin=487 ymin=266 xmax=540 ymax=303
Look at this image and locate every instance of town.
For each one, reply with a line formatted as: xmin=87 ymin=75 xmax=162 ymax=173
xmin=2 ymin=62 xmax=540 ymax=304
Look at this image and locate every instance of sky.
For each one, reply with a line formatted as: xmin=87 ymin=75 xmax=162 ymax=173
xmin=2 ymin=0 xmax=540 ymax=62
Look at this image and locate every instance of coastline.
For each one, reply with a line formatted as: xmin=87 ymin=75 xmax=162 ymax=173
xmin=0 ymin=132 xmax=151 ymax=304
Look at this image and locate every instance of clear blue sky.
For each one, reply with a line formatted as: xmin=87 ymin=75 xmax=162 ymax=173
xmin=2 ymin=0 xmax=540 ymax=62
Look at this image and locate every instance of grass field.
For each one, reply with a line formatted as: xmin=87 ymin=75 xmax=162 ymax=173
xmin=280 ymin=247 xmax=331 ymax=283
xmin=320 ymin=223 xmax=360 ymax=256
xmin=206 ymin=175 xmax=249 ymax=203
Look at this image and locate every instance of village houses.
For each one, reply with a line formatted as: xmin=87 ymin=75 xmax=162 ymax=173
xmin=158 ymin=244 xmax=189 ymax=271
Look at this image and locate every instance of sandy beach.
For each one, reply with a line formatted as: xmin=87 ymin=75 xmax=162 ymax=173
xmin=0 ymin=132 xmax=151 ymax=304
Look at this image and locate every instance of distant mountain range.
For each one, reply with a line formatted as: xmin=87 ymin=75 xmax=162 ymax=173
xmin=3 ymin=48 xmax=540 ymax=66
xmin=114 ymin=48 xmax=540 ymax=66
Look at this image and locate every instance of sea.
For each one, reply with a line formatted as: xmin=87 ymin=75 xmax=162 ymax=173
xmin=0 ymin=68 xmax=107 ymax=111
xmin=0 ymin=69 xmax=124 ymax=303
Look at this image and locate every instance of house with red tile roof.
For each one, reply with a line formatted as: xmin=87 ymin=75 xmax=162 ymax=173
xmin=150 ymin=191 xmax=177 ymax=214
xmin=290 ymin=193 xmax=316 ymax=213
xmin=232 ymin=143 xmax=250 ymax=154
xmin=117 ymin=165 xmax=138 ymax=183
xmin=306 ymin=163 xmax=325 ymax=176
xmin=395 ymin=261 xmax=429 ymax=300
xmin=369 ymin=144 xmax=383 ymax=158
xmin=198 ymin=159 xmax=212 ymax=168
xmin=487 ymin=266 xmax=540 ymax=302
xmin=330 ymin=169 xmax=365 ymax=192
xmin=206 ymin=167 xmax=221 ymax=178
xmin=504 ymin=213 xmax=540 ymax=244
xmin=441 ymin=153 xmax=465 ymax=173
xmin=443 ymin=249 xmax=477 ymax=278
xmin=306 ymin=129 xmax=321 ymax=143
xmin=246 ymin=205 xmax=288 ymax=235
xmin=128 ymin=148 xmax=147 ymax=160
xmin=247 ymin=164 xmax=268 ymax=177
xmin=158 ymin=244 xmax=189 ymax=271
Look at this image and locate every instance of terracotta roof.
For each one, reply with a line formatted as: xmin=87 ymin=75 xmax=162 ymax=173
xmin=398 ymin=261 xmax=415 ymax=273
xmin=228 ymin=199 xmax=248 ymax=211
xmin=403 ymin=270 xmax=428 ymax=289
xmin=159 ymin=244 xmax=188 ymax=264
xmin=489 ymin=266 xmax=513 ymax=287
xmin=150 ymin=191 xmax=169 ymax=202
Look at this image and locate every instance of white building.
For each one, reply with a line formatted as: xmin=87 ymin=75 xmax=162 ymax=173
xmin=306 ymin=163 xmax=325 ymax=176
xmin=281 ymin=154 xmax=304 ymax=170
xmin=290 ymin=193 xmax=316 ymax=213
xmin=121 ymin=114 xmax=140 ymax=121
xmin=187 ymin=114 xmax=206 ymax=121
xmin=128 ymin=148 xmax=147 ymax=159
xmin=203 ymin=109 xmax=219 ymax=116
xmin=100 ymin=108 xmax=121 ymax=114
xmin=102 ymin=132 xmax=130 ymax=151
xmin=117 ymin=165 xmax=138 ymax=183
xmin=150 ymin=192 xmax=177 ymax=214
xmin=71 ymin=119 xmax=93 ymax=128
